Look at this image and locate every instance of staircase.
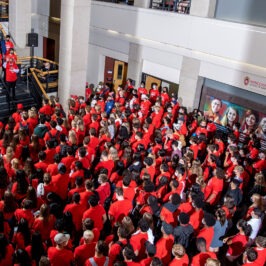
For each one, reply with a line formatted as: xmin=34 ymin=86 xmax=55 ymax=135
xmin=0 ymin=75 xmax=39 ymax=122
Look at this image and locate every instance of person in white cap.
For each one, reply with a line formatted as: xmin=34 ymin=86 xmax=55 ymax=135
xmin=47 ymin=233 xmax=73 ymax=266
xmin=74 ymin=230 xmax=96 ymax=266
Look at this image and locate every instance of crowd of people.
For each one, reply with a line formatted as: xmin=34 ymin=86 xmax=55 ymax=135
xmin=0 ymin=77 xmax=265 ymax=266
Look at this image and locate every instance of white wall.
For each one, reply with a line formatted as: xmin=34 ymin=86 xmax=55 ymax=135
xmin=88 ymin=2 xmax=266 ymax=97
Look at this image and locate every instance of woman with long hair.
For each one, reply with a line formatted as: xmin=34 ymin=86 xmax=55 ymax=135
xmin=0 ymin=130 xmax=13 ymax=155
xmin=25 ymin=232 xmax=45 ymax=266
xmin=29 ymin=134 xmax=42 ymax=163
xmin=246 ymin=193 xmax=264 ymax=219
xmin=248 ymin=173 xmax=266 ymax=197
xmin=210 ymin=208 xmax=228 ymax=253
xmin=0 ymin=233 xmax=14 ymax=266
xmin=224 ymin=219 xmax=252 ymax=262
xmin=12 ymin=218 xmax=31 ymax=250
xmin=2 ymin=146 xmax=14 ymax=178
xmin=0 ymin=212 xmax=10 ymax=240
xmin=220 ymin=106 xmax=239 ymax=128
xmin=241 ymin=109 xmax=259 ymax=135
xmin=11 ymin=170 xmax=29 ymax=202
xmin=25 ymin=186 xmax=43 ymax=212
xmin=32 ymin=204 xmax=56 ymax=242
xmin=0 ymin=191 xmax=18 ymax=221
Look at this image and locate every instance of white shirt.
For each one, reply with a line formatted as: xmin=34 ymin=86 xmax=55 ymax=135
xmin=248 ymin=217 xmax=262 ymax=240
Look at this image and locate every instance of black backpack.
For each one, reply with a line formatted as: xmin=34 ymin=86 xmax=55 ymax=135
xmin=48 ymin=131 xmax=59 ymax=148
xmin=115 ymin=240 xmax=132 ymax=262
xmin=19 ymin=122 xmax=30 ymax=135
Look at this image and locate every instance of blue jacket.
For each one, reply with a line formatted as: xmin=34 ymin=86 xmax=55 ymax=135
xmin=105 ymin=100 xmax=114 ymax=115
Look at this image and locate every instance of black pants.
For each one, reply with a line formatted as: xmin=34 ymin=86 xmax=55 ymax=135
xmin=6 ymin=81 xmax=17 ymax=99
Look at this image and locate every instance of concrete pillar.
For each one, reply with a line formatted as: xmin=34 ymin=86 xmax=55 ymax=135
xmin=59 ymin=0 xmax=91 ymax=111
xmin=190 ymin=0 xmax=217 ymax=18
xmin=134 ymin=0 xmax=150 ymax=8
xmin=127 ymin=43 xmax=143 ymax=87
xmin=9 ymin=0 xmax=31 ymax=55
xmin=178 ymin=57 xmax=203 ymax=111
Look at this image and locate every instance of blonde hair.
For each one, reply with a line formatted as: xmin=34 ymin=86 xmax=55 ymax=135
xmin=205 ymin=258 xmax=221 ymax=266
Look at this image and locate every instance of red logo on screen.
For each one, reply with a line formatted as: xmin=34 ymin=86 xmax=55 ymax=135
xmin=244 ymin=76 xmax=250 ymax=86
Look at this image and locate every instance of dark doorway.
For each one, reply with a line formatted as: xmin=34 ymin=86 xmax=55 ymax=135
xmin=43 ymin=37 xmax=55 ymax=61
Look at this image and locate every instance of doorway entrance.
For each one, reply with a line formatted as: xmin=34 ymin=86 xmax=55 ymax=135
xmin=43 ymin=37 xmax=55 ymax=61
xmin=104 ymin=57 xmax=128 ymax=91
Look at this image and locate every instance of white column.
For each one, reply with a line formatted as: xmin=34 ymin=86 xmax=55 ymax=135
xmin=190 ymin=0 xmax=217 ymax=18
xmin=134 ymin=0 xmax=150 ymax=8
xmin=178 ymin=57 xmax=203 ymax=111
xmin=58 ymin=0 xmax=91 ymax=111
xmin=127 ymin=43 xmax=143 ymax=88
xmin=9 ymin=0 xmax=31 ymax=55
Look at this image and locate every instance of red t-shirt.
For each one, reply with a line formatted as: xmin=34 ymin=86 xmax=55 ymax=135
xmin=48 ymin=247 xmax=74 ymax=266
xmin=14 ymin=208 xmax=34 ymax=228
xmin=254 ymin=247 xmax=266 ymax=266
xmin=64 ymin=203 xmax=86 ymax=232
xmin=85 ymin=256 xmax=108 ymax=266
xmin=197 ymin=227 xmax=214 ymax=251
xmin=227 ymin=233 xmax=248 ymax=256
xmin=74 ymin=242 xmax=96 ymax=266
xmin=130 ymin=232 xmax=148 ymax=259
xmin=169 ymin=255 xmax=189 ymax=266
xmin=155 ymin=235 xmax=174 ymax=265
xmin=191 ymin=251 xmax=217 ymax=266
xmin=82 ymin=205 xmax=106 ymax=231
xmin=109 ymin=199 xmax=133 ymax=224
xmin=0 ymin=244 xmax=14 ymax=266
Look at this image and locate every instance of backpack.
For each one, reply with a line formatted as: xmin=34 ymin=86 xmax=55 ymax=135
xmin=59 ymin=144 xmax=68 ymax=158
xmin=19 ymin=122 xmax=30 ymax=135
xmin=89 ymin=257 xmax=109 ymax=266
xmin=48 ymin=131 xmax=59 ymax=148
xmin=115 ymin=240 xmax=132 ymax=262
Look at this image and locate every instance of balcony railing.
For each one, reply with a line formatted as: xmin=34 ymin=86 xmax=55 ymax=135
xmin=150 ymin=0 xmax=190 ymax=13
xmin=0 ymin=1 xmax=8 ymax=22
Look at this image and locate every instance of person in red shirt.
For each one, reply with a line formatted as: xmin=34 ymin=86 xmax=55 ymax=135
xmin=224 ymin=219 xmax=252 ymax=262
xmin=14 ymin=199 xmax=34 ymax=228
xmin=169 ymin=244 xmax=189 ymax=266
xmin=48 ymin=233 xmax=74 ymax=266
xmin=122 ymin=246 xmax=139 ymax=266
xmin=4 ymin=35 xmax=14 ymax=55
xmin=82 ymin=195 xmax=107 ymax=232
xmin=204 ymin=168 xmax=224 ymax=205
xmin=32 ymin=204 xmax=56 ymax=242
xmin=96 ymin=173 xmax=111 ymax=205
xmin=155 ymin=222 xmax=174 ymax=265
xmin=74 ymin=230 xmax=96 ymax=266
xmin=130 ymin=218 xmax=149 ymax=259
xmin=108 ymin=226 xmax=130 ymax=264
xmin=254 ymin=236 xmax=266 ymax=266
xmin=197 ymin=212 xmax=216 ymax=251
xmin=3 ymin=58 xmax=19 ymax=100
xmin=189 ymin=136 xmax=199 ymax=160
xmin=242 ymin=248 xmax=258 ymax=266
xmin=108 ymin=187 xmax=133 ymax=226
xmin=137 ymin=81 xmax=148 ymax=98
xmin=50 ymin=163 xmax=69 ymax=201
xmin=64 ymin=192 xmax=86 ymax=233
xmin=191 ymin=238 xmax=217 ymax=266
xmin=39 ymin=98 xmax=53 ymax=116
xmin=85 ymin=240 xmax=109 ymax=266
xmin=0 ymin=234 xmax=14 ymax=266
xmin=253 ymin=151 xmax=266 ymax=173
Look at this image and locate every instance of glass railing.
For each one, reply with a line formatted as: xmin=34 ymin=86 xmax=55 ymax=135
xmin=150 ymin=0 xmax=190 ymax=13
